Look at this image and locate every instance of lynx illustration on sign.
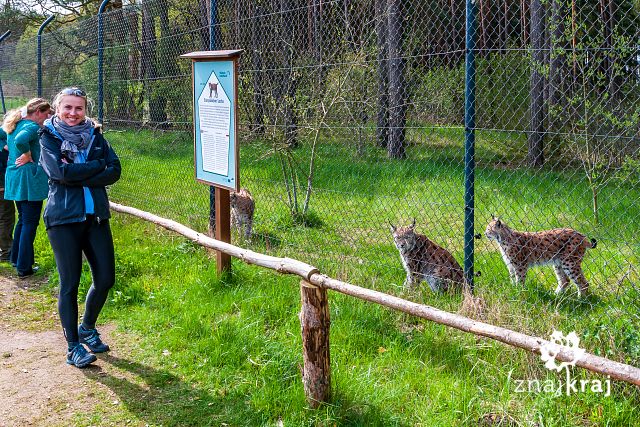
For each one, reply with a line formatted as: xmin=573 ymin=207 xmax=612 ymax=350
xmin=198 ymin=70 xmax=230 ymax=176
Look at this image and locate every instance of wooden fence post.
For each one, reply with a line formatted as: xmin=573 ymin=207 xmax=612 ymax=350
xmin=299 ymin=280 xmax=331 ymax=407
xmin=214 ymin=186 xmax=231 ymax=274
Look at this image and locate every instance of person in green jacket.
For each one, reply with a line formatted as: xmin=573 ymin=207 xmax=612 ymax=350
xmin=3 ymin=98 xmax=51 ymax=277
xmin=0 ymin=126 xmax=13 ymax=262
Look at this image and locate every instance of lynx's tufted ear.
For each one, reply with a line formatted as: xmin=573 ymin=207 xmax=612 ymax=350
xmin=388 ymin=220 xmax=397 ymax=232
xmin=410 ymin=218 xmax=416 ymax=229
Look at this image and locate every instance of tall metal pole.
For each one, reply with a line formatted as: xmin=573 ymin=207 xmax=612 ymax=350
xmin=209 ymin=0 xmax=217 ymax=50
xmin=0 ymin=75 xmax=4 ymax=115
xmin=37 ymin=15 xmax=55 ymax=97
xmin=0 ymin=31 xmax=11 ymax=115
xmin=464 ymin=0 xmax=478 ymax=291
xmin=208 ymin=0 xmax=218 ymax=237
xmin=97 ymin=0 xmax=111 ymax=124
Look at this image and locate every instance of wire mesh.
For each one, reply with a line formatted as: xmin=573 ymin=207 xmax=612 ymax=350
xmin=1 ymin=0 xmax=639 ymax=366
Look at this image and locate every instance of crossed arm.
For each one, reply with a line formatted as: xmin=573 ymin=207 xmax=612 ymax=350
xmin=13 ymin=128 xmax=36 ymax=167
xmin=39 ymin=134 xmax=121 ymax=187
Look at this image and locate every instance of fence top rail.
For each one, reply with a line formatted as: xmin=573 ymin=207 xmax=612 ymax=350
xmin=110 ymin=201 xmax=640 ymax=388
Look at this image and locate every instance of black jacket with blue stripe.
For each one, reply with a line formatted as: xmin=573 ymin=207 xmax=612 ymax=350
xmin=39 ymin=123 xmax=121 ymax=229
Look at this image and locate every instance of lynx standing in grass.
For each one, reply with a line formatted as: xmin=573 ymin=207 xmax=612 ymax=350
xmin=390 ymin=220 xmax=464 ymax=292
xmin=485 ymin=217 xmax=596 ymax=296
xmin=230 ymin=188 xmax=254 ymax=240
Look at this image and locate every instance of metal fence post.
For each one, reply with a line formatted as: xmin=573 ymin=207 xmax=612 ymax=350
xmin=37 ymin=15 xmax=55 ymax=98
xmin=464 ymin=0 xmax=477 ymax=291
xmin=97 ymin=0 xmax=111 ymax=124
xmin=209 ymin=0 xmax=217 ymax=50
xmin=0 ymin=30 xmax=11 ymax=114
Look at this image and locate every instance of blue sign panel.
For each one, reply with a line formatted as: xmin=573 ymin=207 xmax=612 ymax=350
xmin=193 ymin=60 xmax=236 ymax=189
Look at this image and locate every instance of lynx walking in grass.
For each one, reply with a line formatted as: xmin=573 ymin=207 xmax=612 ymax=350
xmin=484 ymin=217 xmax=596 ymax=297
xmin=230 ymin=188 xmax=254 ymax=240
xmin=390 ymin=220 xmax=464 ymax=292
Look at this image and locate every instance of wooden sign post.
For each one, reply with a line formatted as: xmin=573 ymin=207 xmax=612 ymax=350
xmin=181 ymin=49 xmax=243 ymax=274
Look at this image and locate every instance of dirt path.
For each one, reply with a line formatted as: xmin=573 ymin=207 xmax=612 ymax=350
xmin=0 ymin=275 xmax=124 ymax=427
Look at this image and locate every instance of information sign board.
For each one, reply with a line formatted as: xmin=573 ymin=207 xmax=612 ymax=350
xmin=182 ymin=50 xmax=242 ymax=191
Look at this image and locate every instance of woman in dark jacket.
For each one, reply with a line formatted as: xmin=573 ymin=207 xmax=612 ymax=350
xmin=40 ymin=87 xmax=121 ymax=368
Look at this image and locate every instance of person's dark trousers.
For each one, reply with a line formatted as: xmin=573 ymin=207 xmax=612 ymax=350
xmin=11 ymin=200 xmax=43 ymax=274
xmin=0 ymin=188 xmax=14 ymax=261
xmin=48 ymin=218 xmax=115 ymax=345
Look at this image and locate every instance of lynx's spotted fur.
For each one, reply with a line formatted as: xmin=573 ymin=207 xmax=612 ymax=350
xmin=230 ymin=188 xmax=255 ymax=239
xmin=390 ymin=220 xmax=464 ymax=292
xmin=485 ymin=217 xmax=596 ymax=296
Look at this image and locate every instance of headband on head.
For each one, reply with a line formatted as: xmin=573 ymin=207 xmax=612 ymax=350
xmin=20 ymin=107 xmax=27 ymax=118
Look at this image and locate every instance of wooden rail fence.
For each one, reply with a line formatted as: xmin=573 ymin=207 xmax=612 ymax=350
xmin=111 ymin=202 xmax=640 ymax=406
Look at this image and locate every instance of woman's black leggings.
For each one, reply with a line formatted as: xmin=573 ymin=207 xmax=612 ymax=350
xmin=47 ymin=218 xmax=115 ymax=344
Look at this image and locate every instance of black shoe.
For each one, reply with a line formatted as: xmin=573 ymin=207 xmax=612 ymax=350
xmin=17 ymin=266 xmax=39 ymax=279
xmin=78 ymin=325 xmax=110 ymax=353
xmin=66 ymin=344 xmax=97 ymax=368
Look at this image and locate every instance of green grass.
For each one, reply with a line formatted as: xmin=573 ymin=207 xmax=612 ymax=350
xmin=22 ymin=126 xmax=640 ymax=425
xmin=25 ymin=215 xmax=638 ymax=426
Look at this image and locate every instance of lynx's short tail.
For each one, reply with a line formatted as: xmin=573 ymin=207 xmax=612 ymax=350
xmin=589 ymin=238 xmax=597 ymax=249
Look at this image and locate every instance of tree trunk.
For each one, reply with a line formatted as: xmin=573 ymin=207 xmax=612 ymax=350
xmin=310 ymin=0 xmax=330 ymax=107
xmin=311 ymin=0 xmax=321 ymax=61
xmin=387 ymin=0 xmax=406 ymax=159
xmin=234 ymin=0 xmax=240 ymax=46
xmin=528 ymin=0 xmax=545 ymax=167
xmin=158 ymin=1 xmax=179 ymax=77
xmin=250 ymin=3 xmax=265 ymax=135
xmin=520 ymin=0 xmax=529 ymax=48
xmin=601 ymin=0 xmax=620 ymax=99
xmin=127 ymin=9 xmax=141 ymax=120
xmin=281 ymin=0 xmax=298 ymax=148
xmin=548 ymin=0 xmax=565 ymax=132
xmin=543 ymin=0 xmax=550 ymax=108
xmin=500 ymin=0 xmax=508 ymax=53
xmin=140 ymin=0 xmax=155 ymax=101
xmin=104 ymin=0 xmax=124 ymax=123
xmin=478 ymin=0 xmax=486 ymax=54
xmin=450 ymin=0 xmax=464 ymax=66
xmin=141 ymin=0 xmax=167 ymax=124
xmin=375 ymin=0 xmax=389 ymax=148
xmin=344 ymin=0 xmax=353 ymax=50
xmin=197 ymin=0 xmax=210 ymax=49
xmin=571 ymin=0 xmax=577 ymax=80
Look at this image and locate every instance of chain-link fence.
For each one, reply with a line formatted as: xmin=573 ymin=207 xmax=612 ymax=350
xmin=1 ymin=0 xmax=639 ymax=365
